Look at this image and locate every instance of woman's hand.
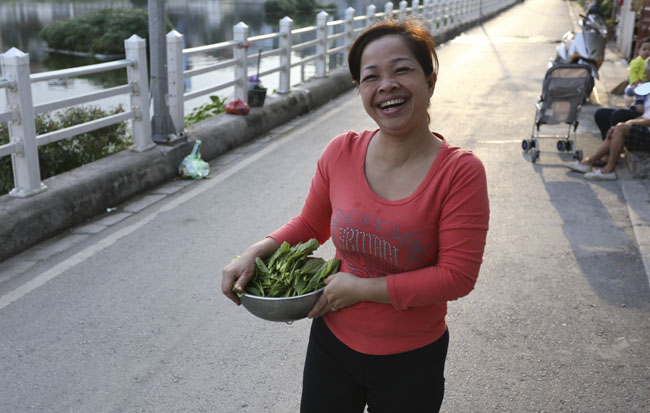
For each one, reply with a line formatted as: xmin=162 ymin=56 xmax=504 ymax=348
xmin=308 ymin=272 xmax=361 ymax=318
xmin=221 ymin=238 xmax=279 ymax=305
xmin=221 ymin=253 xmax=257 ymax=305
xmin=607 ymin=122 xmax=629 ymax=140
xmin=307 ymin=273 xmax=391 ymax=318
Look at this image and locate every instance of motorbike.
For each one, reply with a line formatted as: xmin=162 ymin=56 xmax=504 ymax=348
xmin=554 ymin=1 xmax=608 ymax=80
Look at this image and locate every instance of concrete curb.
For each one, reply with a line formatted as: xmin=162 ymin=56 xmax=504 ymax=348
xmin=621 ymin=180 xmax=650 ymax=286
xmin=0 ymin=5 xmax=519 ymax=262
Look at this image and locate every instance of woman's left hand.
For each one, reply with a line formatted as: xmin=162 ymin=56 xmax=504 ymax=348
xmin=308 ymin=272 xmax=361 ymax=318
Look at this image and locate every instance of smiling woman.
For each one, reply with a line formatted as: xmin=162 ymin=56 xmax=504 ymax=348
xmin=221 ymin=19 xmax=490 ymax=413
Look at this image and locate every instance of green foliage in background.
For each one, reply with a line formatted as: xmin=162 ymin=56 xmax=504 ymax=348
xmin=184 ymin=95 xmax=227 ymax=127
xmin=264 ymin=0 xmax=337 ymax=17
xmin=39 ymin=8 xmax=172 ymax=55
xmin=0 ymin=105 xmax=131 ymax=195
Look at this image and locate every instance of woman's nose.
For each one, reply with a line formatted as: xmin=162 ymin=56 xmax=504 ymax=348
xmin=377 ymin=76 xmax=398 ymax=91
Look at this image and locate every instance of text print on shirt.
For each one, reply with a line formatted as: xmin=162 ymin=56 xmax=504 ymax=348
xmin=332 ymin=208 xmax=431 ymax=277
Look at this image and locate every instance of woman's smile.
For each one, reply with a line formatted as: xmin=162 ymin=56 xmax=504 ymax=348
xmin=377 ymin=97 xmax=409 ymax=114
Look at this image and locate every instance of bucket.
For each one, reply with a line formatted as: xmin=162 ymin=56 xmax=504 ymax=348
xmin=248 ymin=87 xmax=267 ymax=107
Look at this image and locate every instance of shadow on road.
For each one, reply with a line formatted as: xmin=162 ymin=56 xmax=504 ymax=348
xmin=535 ymin=167 xmax=650 ymax=309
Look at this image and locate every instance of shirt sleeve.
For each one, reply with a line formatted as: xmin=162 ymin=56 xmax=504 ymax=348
xmin=268 ymin=135 xmax=342 ymax=246
xmin=387 ymin=153 xmax=490 ymax=310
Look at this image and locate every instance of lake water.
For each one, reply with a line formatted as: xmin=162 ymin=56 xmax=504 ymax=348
xmin=0 ymin=0 xmax=392 ymax=116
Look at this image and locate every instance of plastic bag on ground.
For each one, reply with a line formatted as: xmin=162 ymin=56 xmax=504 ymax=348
xmin=225 ymin=99 xmax=250 ymax=115
xmin=179 ymin=140 xmax=210 ymax=179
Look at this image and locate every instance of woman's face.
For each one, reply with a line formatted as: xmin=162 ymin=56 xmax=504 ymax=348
xmin=358 ymin=34 xmax=434 ymax=136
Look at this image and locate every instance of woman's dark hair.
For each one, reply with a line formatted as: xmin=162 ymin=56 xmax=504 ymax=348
xmin=348 ymin=19 xmax=439 ymax=86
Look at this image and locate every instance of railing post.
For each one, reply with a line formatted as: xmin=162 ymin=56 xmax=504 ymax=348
xmin=399 ymin=1 xmax=407 ymax=21
xmin=423 ymin=0 xmax=433 ymax=33
xmin=430 ymin=0 xmax=438 ymax=35
xmin=464 ymin=0 xmax=471 ymax=25
xmin=166 ymin=30 xmax=185 ymax=135
xmin=124 ymin=35 xmax=154 ymax=152
xmin=1 ymin=48 xmax=45 ymax=198
xmin=450 ymin=0 xmax=458 ymax=29
xmin=384 ymin=2 xmax=394 ymax=21
xmin=278 ymin=16 xmax=293 ymax=94
xmin=233 ymin=22 xmax=249 ymax=102
xmin=344 ymin=7 xmax=355 ymax=65
xmin=471 ymin=0 xmax=477 ymax=20
xmin=315 ymin=11 xmax=329 ymax=78
xmin=366 ymin=4 xmax=377 ymax=28
xmin=412 ymin=0 xmax=420 ymax=18
xmin=443 ymin=0 xmax=450 ymax=31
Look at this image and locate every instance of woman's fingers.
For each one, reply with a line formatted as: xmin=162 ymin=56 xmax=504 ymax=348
xmin=221 ymin=268 xmax=242 ymax=305
xmin=221 ymin=262 xmax=254 ymax=306
xmin=308 ymin=293 xmax=331 ymax=318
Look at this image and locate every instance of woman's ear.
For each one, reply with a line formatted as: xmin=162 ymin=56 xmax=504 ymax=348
xmin=428 ymin=74 xmax=436 ymax=96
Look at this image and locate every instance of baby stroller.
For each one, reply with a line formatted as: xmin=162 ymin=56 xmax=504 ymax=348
xmin=522 ymin=63 xmax=594 ymax=163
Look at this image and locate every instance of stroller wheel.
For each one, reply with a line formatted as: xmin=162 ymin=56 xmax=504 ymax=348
xmin=557 ymin=140 xmax=568 ymax=151
xmin=522 ymin=139 xmax=530 ymax=151
xmin=574 ymin=150 xmax=583 ymax=161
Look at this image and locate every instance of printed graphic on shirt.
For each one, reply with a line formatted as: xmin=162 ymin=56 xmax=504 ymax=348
xmin=332 ymin=208 xmax=430 ymax=277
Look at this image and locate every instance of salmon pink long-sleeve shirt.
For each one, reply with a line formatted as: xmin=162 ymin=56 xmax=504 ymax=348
xmin=269 ymin=130 xmax=489 ymax=355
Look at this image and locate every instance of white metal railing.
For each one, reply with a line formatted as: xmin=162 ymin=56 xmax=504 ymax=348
xmin=0 ymin=34 xmax=153 ymax=198
xmin=0 ymin=0 xmax=517 ymax=198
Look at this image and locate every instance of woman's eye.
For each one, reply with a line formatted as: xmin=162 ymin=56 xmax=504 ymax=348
xmin=361 ymin=75 xmax=376 ymax=82
xmin=396 ymin=67 xmax=411 ymax=73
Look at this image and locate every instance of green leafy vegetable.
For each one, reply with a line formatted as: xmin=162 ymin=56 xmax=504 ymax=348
xmin=243 ymin=239 xmax=340 ymax=298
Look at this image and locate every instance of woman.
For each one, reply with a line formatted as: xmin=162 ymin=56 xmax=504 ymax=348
xmin=222 ymin=20 xmax=489 ymax=412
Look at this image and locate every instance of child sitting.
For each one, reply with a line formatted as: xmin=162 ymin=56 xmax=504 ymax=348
xmin=625 ymin=37 xmax=650 ymax=97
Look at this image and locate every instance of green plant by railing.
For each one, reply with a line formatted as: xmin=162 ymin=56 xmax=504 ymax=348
xmin=0 ymin=105 xmax=131 ymax=195
xmin=39 ymin=8 xmax=172 ymax=56
xmin=184 ymin=96 xmax=227 ymax=127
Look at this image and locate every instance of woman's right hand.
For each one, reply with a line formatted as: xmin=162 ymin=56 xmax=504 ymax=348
xmin=221 ymin=237 xmax=280 ymax=305
xmin=221 ymin=253 xmax=257 ymax=305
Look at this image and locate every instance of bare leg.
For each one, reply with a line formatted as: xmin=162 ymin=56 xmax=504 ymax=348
xmin=582 ymin=136 xmax=613 ymax=166
xmin=601 ymin=125 xmax=628 ymax=174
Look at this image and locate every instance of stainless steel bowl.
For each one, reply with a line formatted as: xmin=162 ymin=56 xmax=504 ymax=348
xmin=240 ymin=287 xmax=325 ymax=322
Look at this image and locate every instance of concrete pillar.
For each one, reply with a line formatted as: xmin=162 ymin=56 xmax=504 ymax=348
xmin=366 ymin=4 xmax=377 ymax=28
xmin=278 ymin=17 xmax=293 ymax=94
xmin=125 ymin=35 xmax=154 ymax=152
xmin=166 ymin=30 xmax=185 ymax=135
xmin=344 ymin=8 xmax=355 ymax=65
xmin=1 ymin=47 xmax=45 ymax=198
xmin=315 ymin=11 xmax=329 ymax=78
xmin=233 ymin=22 xmax=249 ymax=102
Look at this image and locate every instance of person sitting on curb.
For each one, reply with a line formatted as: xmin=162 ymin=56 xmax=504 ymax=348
xmin=565 ymin=89 xmax=650 ymax=180
xmin=594 ymin=59 xmax=650 ymax=143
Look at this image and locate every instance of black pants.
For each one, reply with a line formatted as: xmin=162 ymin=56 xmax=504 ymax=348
xmin=300 ymin=317 xmax=449 ymax=413
xmin=594 ymin=108 xmax=641 ymax=140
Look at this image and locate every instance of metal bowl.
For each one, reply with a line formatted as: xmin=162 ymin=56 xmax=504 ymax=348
xmin=240 ymin=287 xmax=325 ymax=322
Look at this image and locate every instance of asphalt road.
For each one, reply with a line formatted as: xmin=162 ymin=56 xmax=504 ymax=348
xmin=1 ymin=0 xmax=649 ymax=412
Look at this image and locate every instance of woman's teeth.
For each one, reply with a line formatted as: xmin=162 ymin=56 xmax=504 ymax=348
xmin=379 ymin=98 xmax=406 ymax=109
